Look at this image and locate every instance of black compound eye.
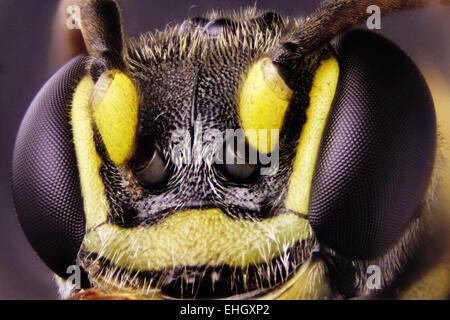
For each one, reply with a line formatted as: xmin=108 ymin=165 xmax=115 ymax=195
xmin=11 ymin=56 xmax=88 ymax=280
xmin=308 ymin=30 xmax=436 ymax=259
xmin=134 ymin=148 xmax=170 ymax=188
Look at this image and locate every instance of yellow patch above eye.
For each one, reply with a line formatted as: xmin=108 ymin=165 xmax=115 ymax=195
xmin=238 ymin=58 xmax=293 ymax=154
xmin=90 ymin=70 xmax=139 ymax=165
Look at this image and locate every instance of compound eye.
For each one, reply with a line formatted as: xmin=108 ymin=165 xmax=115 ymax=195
xmin=134 ymin=148 xmax=170 ymax=188
xmin=308 ymin=30 xmax=437 ymax=259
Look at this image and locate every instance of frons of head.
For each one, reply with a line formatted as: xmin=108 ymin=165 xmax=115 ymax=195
xmin=77 ymin=0 xmax=449 ymax=82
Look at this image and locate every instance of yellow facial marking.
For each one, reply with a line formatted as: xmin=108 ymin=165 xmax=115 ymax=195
xmin=238 ymin=58 xmax=293 ymax=154
xmin=285 ymin=57 xmax=339 ymax=214
xmin=90 ymin=70 xmax=139 ymax=165
xmin=398 ymin=263 xmax=450 ymax=299
xmin=82 ymin=209 xmax=312 ymax=271
xmin=71 ymin=76 xmax=109 ymax=229
xmin=263 ymin=258 xmax=331 ymax=300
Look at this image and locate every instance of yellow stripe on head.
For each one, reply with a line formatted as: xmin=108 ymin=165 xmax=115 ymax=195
xmin=71 ymin=76 xmax=109 ymax=229
xmin=238 ymin=58 xmax=293 ymax=154
xmin=264 ymin=258 xmax=331 ymax=300
xmin=82 ymin=208 xmax=312 ymax=271
xmin=285 ymin=57 xmax=339 ymax=214
xmin=90 ymin=70 xmax=139 ymax=165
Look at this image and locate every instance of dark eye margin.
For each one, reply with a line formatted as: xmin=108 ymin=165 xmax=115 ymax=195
xmin=130 ymin=139 xmax=172 ymax=190
xmin=215 ymin=136 xmax=264 ymax=184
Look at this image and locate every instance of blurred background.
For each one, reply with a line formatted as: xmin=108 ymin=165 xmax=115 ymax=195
xmin=0 ymin=0 xmax=448 ymax=299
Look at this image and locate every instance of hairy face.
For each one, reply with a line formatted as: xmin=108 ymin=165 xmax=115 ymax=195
xmin=68 ymin=3 xmax=438 ymax=298
xmin=12 ymin=0 xmax=443 ymax=300
xmin=74 ymin=10 xmax=339 ymax=299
